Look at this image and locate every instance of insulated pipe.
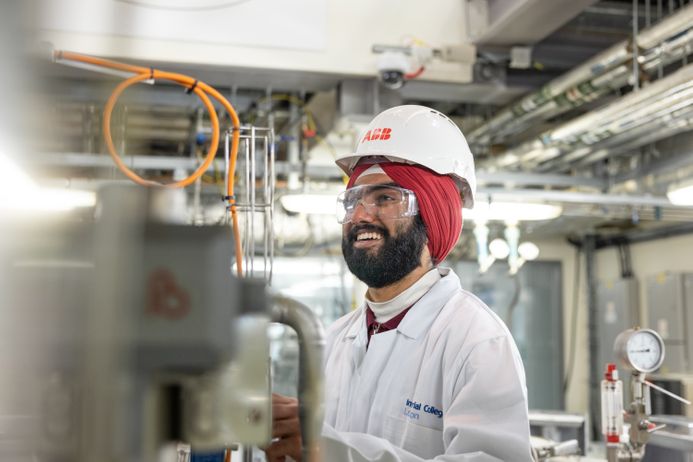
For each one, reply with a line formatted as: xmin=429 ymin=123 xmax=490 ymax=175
xmin=494 ymin=63 xmax=693 ymax=169
xmin=535 ymin=98 xmax=693 ymax=170
xmin=271 ymin=294 xmax=325 ymax=462
xmin=546 ymin=64 xmax=693 ymax=143
xmin=485 ymin=26 xmax=693 ymax=146
xmin=470 ymin=3 xmax=693 ymax=147
xmin=571 ymin=113 xmax=693 ymax=169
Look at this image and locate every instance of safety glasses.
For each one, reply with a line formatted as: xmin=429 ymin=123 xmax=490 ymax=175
xmin=336 ymin=184 xmax=419 ymax=224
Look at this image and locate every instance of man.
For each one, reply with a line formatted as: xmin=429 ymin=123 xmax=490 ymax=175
xmin=266 ymin=105 xmax=533 ymax=461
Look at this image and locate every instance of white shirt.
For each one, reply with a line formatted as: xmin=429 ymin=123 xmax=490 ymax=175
xmin=321 ymin=267 xmax=533 ymax=461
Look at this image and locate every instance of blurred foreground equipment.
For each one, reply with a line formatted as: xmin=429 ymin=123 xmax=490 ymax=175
xmin=0 ymin=186 xmax=322 ymax=461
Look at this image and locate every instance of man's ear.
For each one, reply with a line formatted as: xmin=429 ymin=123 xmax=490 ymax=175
xmin=421 ymin=241 xmax=434 ymax=268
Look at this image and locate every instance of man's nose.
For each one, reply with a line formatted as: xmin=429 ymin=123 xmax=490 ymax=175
xmin=350 ymin=200 xmax=376 ymax=223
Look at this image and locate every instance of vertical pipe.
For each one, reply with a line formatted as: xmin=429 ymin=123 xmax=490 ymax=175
xmin=250 ymin=126 xmax=256 ymax=277
xmin=244 ymin=136 xmax=251 ymax=274
xmin=224 ymin=131 xmax=230 ymax=225
xmin=271 ymin=295 xmax=325 ymax=462
xmin=657 ymin=0 xmax=664 ymax=79
xmin=264 ymin=88 xmax=273 ymax=282
xmin=262 ymin=132 xmax=269 ymax=281
xmin=192 ymin=108 xmax=204 ymax=225
xmin=633 ymin=0 xmax=640 ymax=91
xmin=268 ymin=127 xmax=276 ymax=285
xmin=584 ymin=235 xmax=600 ymax=440
xmin=287 ymin=97 xmax=300 ymax=190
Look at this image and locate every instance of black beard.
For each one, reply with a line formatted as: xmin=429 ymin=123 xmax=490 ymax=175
xmin=341 ymin=215 xmax=428 ymax=288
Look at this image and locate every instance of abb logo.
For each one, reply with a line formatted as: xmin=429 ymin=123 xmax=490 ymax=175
xmin=361 ymin=127 xmax=392 ymax=143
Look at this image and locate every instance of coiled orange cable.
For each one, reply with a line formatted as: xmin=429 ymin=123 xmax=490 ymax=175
xmin=55 ymin=50 xmax=244 ymax=276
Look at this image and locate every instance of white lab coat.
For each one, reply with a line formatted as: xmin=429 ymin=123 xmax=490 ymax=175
xmin=322 ymin=268 xmax=533 ymax=461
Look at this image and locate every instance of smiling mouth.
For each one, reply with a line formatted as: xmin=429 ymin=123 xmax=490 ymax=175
xmin=356 ymin=232 xmax=383 ymax=241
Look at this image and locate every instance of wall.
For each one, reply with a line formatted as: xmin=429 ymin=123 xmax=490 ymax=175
xmin=595 ymin=233 xmax=693 ymax=323
xmin=534 ymin=238 xmax=588 ymax=414
xmin=534 ymin=233 xmax=693 ymax=419
xmin=37 ymin=0 xmax=474 ymax=83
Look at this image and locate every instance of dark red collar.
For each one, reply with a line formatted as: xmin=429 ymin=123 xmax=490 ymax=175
xmin=365 ymin=306 xmax=412 ymax=347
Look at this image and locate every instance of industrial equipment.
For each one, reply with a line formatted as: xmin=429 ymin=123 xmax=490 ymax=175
xmin=2 ymin=48 xmax=320 ymax=460
xmin=533 ymin=328 xmax=692 ymax=462
xmin=602 ymin=328 xmax=691 ymax=462
xmin=1 ymin=185 xmax=323 ymax=462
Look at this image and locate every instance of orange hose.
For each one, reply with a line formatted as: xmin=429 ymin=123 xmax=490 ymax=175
xmin=56 ymin=50 xmax=244 ymax=276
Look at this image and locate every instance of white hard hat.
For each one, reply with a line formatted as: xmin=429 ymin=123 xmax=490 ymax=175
xmin=336 ymin=105 xmax=476 ymax=209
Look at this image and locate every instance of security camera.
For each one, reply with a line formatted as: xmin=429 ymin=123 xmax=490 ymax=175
xmin=376 ymin=51 xmax=411 ymax=90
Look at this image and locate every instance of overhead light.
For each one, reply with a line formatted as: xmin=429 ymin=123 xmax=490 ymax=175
xmin=0 ymin=152 xmax=95 ymax=213
xmin=518 ymin=242 xmax=540 ymax=261
xmin=667 ymin=179 xmax=693 ymax=206
xmin=464 ymin=201 xmax=562 ymax=222
xmin=489 ymin=238 xmax=510 ymax=259
xmin=2 ymin=186 xmax=96 ymax=213
xmin=0 ymin=151 xmax=35 ymax=192
xmin=280 ymin=193 xmax=336 ymax=216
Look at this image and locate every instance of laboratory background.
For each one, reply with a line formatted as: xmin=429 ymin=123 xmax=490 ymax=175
xmin=1 ymin=0 xmax=693 ymax=461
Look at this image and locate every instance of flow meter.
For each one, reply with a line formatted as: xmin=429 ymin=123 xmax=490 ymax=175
xmin=613 ymin=328 xmax=665 ymax=373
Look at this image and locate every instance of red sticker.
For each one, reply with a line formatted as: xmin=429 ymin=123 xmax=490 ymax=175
xmin=146 ymin=268 xmax=191 ymax=320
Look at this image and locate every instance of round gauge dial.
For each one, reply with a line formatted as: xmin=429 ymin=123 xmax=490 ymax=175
xmin=613 ymin=328 xmax=665 ymax=373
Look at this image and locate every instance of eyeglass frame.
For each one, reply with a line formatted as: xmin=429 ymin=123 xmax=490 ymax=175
xmin=336 ymin=183 xmax=419 ymax=224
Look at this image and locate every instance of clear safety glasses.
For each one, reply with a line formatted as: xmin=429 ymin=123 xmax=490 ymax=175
xmin=336 ymin=184 xmax=419 ymax=224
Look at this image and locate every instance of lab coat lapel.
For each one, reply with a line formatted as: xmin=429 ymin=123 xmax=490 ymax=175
xmin=346 ymin=305 xmax=368 ymax=371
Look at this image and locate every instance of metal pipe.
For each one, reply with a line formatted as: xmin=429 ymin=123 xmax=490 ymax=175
xmin=270 ymin=294 xmax=325 ymax=462
xmin=568 ymin=111 xmax=693 ymax=169
xmin=539 ymin=103 xmax=693 ymax=170
xmin=268 ymin=127 xmax=276 ymax=285
xmin=250 ymin=125 xmax=256 ymax=277
xmin=546 ymin=64 xmax=693 ymax=143
xmin=584 ymin=235 xmax=600 ymax=441
xmin=476 ymin=187 xmax=693 ymax=208
xmin=633 ymin=0 xmax=640 ymax=91
xmin=484 ymin=26 xmax=693 ymax=146
xmin=541 ymin=97 xmax=693 ymax=171
xmin=471 ymin=4 xmax=693 ymax=148
xmin=493 ymin=63 xmax=693 ymax=169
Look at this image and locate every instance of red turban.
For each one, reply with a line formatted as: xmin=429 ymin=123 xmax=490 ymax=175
xmin=347 ymin=162 xmax=462 ymax=264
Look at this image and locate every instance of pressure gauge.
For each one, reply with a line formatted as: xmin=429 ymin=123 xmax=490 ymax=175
xmin=613 ymin=328 xmax=665 ymax=373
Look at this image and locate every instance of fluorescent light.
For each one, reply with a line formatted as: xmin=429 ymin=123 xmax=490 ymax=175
xmin=667 ymin=180 xmax=693 ymax=206
xmin=464 ymin=201 xmax=562 ymax=222
xmin=280 ymin=193 xmax=336 ymax=215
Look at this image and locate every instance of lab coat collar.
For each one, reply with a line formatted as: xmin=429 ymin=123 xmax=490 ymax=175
xmin=344 ymin=267 xmax=459 ymax=342
xmin=345 ymin=308 xmax=366 ymax=340
xmin=396 ymin=267 xmax=458 ymax=340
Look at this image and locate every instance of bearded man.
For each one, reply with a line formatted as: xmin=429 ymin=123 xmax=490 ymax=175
xmin=266 ymin=105 xmax=533 ymax=462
